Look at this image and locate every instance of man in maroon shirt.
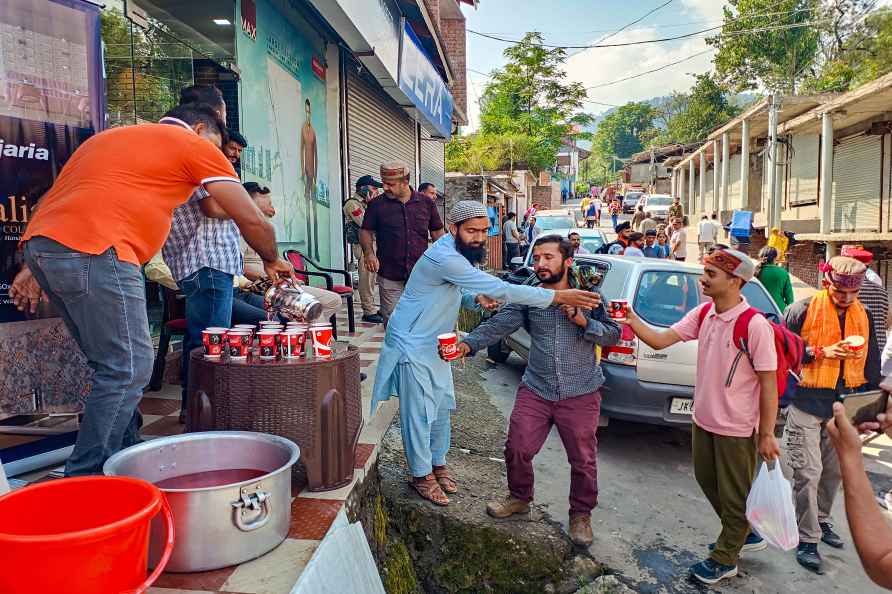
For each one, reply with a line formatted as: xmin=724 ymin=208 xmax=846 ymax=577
xmin=359 ymin=161 xmax=445 ymax=322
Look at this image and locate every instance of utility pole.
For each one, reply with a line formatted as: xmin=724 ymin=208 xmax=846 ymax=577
xmin=766 ymin=95 xmax=780 ymax=238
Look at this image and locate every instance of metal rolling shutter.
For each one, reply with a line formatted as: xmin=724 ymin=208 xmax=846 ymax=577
xmin=832 ymin=135 xmax=882 ymax=232
xmin=788 ymin=134 xmax=819 ymax=206
xmin=419 ymin=127 xmax=445 ymax=190
xmin=346 ymin=70 xmax=415 ymax=190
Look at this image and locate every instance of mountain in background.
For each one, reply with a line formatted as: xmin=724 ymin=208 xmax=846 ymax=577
xmin=577 ymin=92 xmax=758 ymax=150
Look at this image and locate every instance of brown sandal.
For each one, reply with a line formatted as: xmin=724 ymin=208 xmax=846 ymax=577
xmin=410 ymin=474 xmax=450 ymax=506
xmin=433 ymin=465 xmax=458 ymax=494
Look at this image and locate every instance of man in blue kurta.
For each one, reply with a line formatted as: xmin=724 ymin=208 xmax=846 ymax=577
xmin=371 ymin=201 xmax=602 ymax=505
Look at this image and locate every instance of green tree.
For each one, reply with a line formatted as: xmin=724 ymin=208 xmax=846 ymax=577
xmin=803 ymin=7 xmax=892 ymax=92
xmin=707 ymin=0 xmax=821 ymax=93
xmin=658 ymin=74 xmax=740 ymax=144
xmin=591 ymin=102 xmax=657 ymax=159
xmin=474 ymin=31 xmax=592 ymax=173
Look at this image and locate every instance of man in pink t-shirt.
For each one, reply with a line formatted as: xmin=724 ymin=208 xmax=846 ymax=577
xmin=626 ymin=247 xmax=781 ymax=586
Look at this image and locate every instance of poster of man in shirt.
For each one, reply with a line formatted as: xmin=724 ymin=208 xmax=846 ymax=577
xmin=0 ymin=0 xmax=104 ymax=323
xmin=301 ymin=98 xmax=319 ymax=260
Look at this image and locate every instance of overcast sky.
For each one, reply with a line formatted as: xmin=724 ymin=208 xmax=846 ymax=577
xmin=460 ymin=0 xmax=887 ymax=131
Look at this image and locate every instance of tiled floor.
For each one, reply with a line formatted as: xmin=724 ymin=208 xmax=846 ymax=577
xmin=13 ymin=300 xmax=393 ymax=594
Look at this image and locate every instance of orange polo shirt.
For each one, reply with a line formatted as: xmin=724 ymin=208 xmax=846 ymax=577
xmin=23 ymin=119 xmax=239 ymax=265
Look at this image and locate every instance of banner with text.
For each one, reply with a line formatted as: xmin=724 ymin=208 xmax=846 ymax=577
xmin=0 ymin=0 xmax=104 ymax=322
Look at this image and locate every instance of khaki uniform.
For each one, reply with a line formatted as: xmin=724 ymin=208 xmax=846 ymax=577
xmin=343 ymin=194 xmax=377 ymax=315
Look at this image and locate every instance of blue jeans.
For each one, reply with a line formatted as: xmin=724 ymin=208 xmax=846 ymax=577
xmin=231 ymin=288 xmax=269 ymax=326
xmin=24 ymin=236 xmax=151 ymax=476
xmin=611 ymin=214 xmax=618 ymax=230
xmin=179 ymin=267 xmax=234 ymax=410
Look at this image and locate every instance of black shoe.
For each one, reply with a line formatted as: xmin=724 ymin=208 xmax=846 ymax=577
xmin=360 ymin=372 xmax=367 ymax=382
xmin=796 ymin=542 xmax=823 ymax=573
xmin=820 ymin=522 xmax=844 ymax=549
xmin=362 ymin=313 xmax=385 ymax=324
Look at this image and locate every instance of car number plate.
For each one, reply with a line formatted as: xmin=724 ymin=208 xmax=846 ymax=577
xmin=670 ymin=398 xmax=694 ymax=415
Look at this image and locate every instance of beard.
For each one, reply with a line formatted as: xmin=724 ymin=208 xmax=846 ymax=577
xmin=536 ymin=263 xmax=566 ymax=284
xmin=455 ymin=234 xmax=487 ymax=264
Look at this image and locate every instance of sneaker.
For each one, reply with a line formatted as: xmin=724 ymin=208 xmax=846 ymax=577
xmin=796 ymin=542 xmax=823 ymax=573
xmin=362 ymin=313 xmax=385 ymax=324
xmin=708 ymin=532 xmax=767 ymax=553
xmin=819 ymin=522 xmax=844 ymax=549
xmin=569 ymin=514 xmax=593 ymax=547
xmin=689 ymin=558 xmax=738 ymax=585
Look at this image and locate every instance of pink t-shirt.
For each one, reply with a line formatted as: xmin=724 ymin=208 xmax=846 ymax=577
xmin=671 ymin=298 xmax=777 ymax=437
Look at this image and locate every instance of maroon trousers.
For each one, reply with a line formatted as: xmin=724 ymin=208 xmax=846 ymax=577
xmin=505 ymin=385 xmax=601 ymax=517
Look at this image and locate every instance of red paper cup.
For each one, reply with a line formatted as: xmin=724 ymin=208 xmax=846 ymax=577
xmin=844 ymin=335 xmax=866 ymax=352
xmin=227 ymin=331 xmax=252 ymax=359
xmin=201 ymin=327 xmax=227 ymax=358
xmin=279 ymin=330 xmax=306 ymax=359
xmin=258 ymin=330 xmax=279 ymax=360
xmin=310 ymin=323 xmax=334 ymax=359
xmin=437 ymin=332 xmax=460 ymax=361
xmin=234 ymin=324 xmax=256 ymax=334
xmin=608 ymin=299 xmax=629 ymax=321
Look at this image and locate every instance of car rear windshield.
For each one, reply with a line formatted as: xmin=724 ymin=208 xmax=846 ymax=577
xmin=647 ymin=196 xmax=671 ymax=206
xmin=632 ymin=270 xmax=781 ymax=327
xmin=537 ymin=216 xmax=575 ymax=230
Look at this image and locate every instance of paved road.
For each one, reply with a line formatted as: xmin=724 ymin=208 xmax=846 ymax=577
xmin=472 ymin=356 xmax=892 ymax=594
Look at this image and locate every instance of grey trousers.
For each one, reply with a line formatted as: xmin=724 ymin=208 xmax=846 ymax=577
xmin=780 ymin=404 xmax=842 ymax=543
xmin=378 ymin=276 xmax=406 ymax=322
xmin=352 ymin=243 xmax=377 ymax=315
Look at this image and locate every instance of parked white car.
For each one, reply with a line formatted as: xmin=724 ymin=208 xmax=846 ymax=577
xmin=638 ymin=193 xmax=673 ymax=221
xmin=489 ymin=255 xmax=782 ymax=427
xmin=531 ymin=209 xmax=578 ymax=231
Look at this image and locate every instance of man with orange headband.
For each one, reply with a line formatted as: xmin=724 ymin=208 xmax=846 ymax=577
xmin=626 ymin=247 xmax=780 ymax=585
xmin=781 ymin=256 xmax=882 ymax=574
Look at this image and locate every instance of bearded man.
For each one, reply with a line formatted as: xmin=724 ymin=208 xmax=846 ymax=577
xmin=370 ymin=202 xmax=601 ymax=507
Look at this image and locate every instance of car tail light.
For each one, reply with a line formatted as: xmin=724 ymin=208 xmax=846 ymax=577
xmin=603 ymin=323 xmax=637 ymax=365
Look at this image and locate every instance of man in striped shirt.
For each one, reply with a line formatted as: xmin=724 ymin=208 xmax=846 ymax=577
xmin=842 ymin=246 xmax=889 ymax=350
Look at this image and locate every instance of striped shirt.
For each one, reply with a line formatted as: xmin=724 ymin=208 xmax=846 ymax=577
xmin=462 ymin=299 xmax=621 ymax=401
xmin=860 ymin=278 xmax=889 ymax=350
xmin=162 ymin=187 xmax=243 ymax=282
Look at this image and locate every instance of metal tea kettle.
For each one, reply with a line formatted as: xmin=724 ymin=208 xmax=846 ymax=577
xmin=263 ymin=278 xmax=323 ymax=322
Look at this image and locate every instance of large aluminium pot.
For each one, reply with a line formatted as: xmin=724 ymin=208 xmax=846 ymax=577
xmin=104 ymin=431 xmax=299 ymax=572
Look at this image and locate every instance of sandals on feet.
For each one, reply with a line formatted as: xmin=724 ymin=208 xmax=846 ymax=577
xmin=410 ymin=474 xmax=450 ymax=506
xmin=432 ymin=465 xmax=458 ymax=494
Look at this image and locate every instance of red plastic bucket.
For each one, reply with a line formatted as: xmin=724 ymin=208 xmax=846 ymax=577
xmin=0 ymin=476 xmax=175 ymax=594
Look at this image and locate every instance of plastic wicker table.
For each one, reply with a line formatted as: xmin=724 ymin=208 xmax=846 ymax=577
xmin=185 ymin=343 xmax=362 ymax=492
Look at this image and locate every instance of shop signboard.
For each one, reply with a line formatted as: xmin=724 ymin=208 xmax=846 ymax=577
xmin=398 ymin=22 xmax=453 ymax=141
xmin=237 ymin=0 xmax=332 ymax=264
xmin=0 ymin=0 xmax=104 ymax=323
xmin=307 ymin=0 xmax=401 ymax=81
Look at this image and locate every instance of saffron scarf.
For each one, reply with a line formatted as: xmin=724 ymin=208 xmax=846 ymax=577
xmin=800 ymin=289 xmax=869 ymax=389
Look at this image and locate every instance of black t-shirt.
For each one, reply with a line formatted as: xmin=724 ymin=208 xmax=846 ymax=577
xmin=784 ymin=295 xmax=882 ymax=419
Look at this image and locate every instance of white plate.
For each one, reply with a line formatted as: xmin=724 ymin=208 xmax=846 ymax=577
xmin=670 ymin=397 xmax=694 ymax=415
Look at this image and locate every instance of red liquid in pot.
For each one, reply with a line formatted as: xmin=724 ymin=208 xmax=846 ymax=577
xmin=154 ymin=468 xmax=267 ymax=489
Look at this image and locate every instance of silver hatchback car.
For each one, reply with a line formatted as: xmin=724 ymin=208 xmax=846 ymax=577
xmin=491 ymin=255 xmax=782 ymax=427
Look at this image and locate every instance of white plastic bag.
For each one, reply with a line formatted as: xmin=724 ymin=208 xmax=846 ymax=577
xmin=745 ymin=461 xmax=799 ymax=551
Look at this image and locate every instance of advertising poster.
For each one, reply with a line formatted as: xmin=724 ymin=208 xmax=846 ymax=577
xmin=237 ymin=0 xmax=331 ymax=264
xmin=0 ymin=0 xmax=104 ymax=322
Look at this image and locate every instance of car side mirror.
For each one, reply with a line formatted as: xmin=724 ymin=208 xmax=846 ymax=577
xmin=510 ymin=257 xmax=524 ymax=266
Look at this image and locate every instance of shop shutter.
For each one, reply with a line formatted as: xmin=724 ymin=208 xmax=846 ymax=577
xmin=346 ymin=70 xmax=416 ymax=190
xmin=832 ymin=135 xmax=882 ymax=232
xmin=419 ymin=127 xmax=445 ymax=191
xmin=788 ymin=134 xmax=819 ymax=206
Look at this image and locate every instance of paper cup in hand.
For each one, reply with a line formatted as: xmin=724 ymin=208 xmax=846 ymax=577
xmin=438 ymin=332 xmax=460 ymax=361
xmin=844 ymin=335 xmax=866 ymax=352
xmin=201 ymin=327 xmax=227 ymax=358
xmin=310 ymin=323 xmax=334 ymax=359
xmin=608 ymin=299 xmax=628 ymax=322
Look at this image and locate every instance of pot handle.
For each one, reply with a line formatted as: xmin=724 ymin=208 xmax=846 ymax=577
xmin=232 ymin=491 xmax=272 ymax=532
xmin=130 ymin=492 xmax=176 ymax=594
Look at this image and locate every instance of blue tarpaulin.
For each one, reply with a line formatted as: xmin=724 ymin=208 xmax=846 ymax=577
xmin=728 ymin=210 xmax=753 ymax=243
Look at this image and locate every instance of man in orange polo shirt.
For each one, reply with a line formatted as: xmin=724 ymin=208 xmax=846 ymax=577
xmin=10 ymin=102 xmax=293 ymax=476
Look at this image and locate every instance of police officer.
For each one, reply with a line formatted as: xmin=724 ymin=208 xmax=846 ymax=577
xmin=344 ymin=175 xmax=384 ymax=323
